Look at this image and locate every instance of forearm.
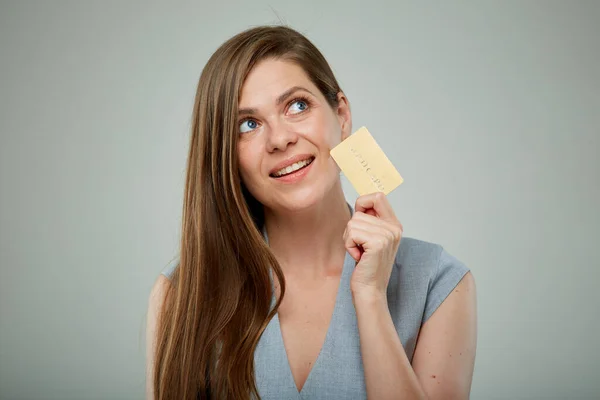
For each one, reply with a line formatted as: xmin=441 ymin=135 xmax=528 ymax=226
xmin=352 ymin=290 xmax=427 ymax=400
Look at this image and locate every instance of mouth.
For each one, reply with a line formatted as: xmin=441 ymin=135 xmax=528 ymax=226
xmin=269 ymin=156 xmax=315 ymax=178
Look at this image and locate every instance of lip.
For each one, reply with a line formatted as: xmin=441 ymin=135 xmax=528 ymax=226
xmin=269 ymin=154 xmax=315 ymax=176
xmin=270 ymin=158 xmax=314 ymax=184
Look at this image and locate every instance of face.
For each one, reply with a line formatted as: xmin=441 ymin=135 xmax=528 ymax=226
xmin=236 ymin=58 xmax=352 ymax=213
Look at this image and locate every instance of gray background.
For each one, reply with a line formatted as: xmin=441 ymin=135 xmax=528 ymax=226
xmin=1 ymin=0 xmax=598 ymax=399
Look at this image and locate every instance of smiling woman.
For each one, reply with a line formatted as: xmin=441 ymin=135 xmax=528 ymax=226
xmin=236 ymin=59 xmax=349 ymax=209
xmin=146 ymin=25 xmax=476 ymax=400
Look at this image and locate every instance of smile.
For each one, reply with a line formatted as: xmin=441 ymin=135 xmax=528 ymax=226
xmin=270 ymin=157 xmax=315 ymax=178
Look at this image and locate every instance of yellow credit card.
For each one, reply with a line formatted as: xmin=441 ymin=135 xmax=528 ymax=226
xmin=330 ymin=126 xmax=403 ymax=195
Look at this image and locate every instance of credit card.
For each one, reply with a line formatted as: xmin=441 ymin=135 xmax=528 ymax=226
xmin=330 ymin=126 xmax=403 ymax=195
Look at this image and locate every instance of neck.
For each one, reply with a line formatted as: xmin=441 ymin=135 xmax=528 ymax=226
xmin=263 ymin=183 xmax=351 ymax=280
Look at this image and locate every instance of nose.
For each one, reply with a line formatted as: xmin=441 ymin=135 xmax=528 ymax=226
xmin=265 ymin=123 xmax=298 ymax=153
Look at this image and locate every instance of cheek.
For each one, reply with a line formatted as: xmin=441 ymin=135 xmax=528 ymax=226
xmin=305 ymin=113 xmax=338 ymax=147
xmin=319 ymin=110 xmax=343 ymax=147
xmin=319 ymin=122 xmax=343 ymax=151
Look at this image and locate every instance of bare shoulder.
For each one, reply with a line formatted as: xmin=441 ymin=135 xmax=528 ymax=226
xmin=149 ymin=274 xmax=172 ymax=309
xmin=449 ymin=269 xmax=476 ymax=296
xmin=412 ymin=271 xmax=477 ymax=399
xmin=146 ymin=274 xmax=173 ymax=399
xmin=147 ymin=274 xmax=172 ymax=346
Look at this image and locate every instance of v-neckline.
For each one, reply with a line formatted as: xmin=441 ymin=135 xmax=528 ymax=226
xmin=261 ymin=202 xmax=355 ymax=397
xmin=274 ymin=249 xmax=352 ymax=397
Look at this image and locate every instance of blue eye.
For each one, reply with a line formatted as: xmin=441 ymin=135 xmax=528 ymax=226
xmin=240 ymin=119 xmax=258 ymax=133
xmin=289 ymin=99 xmax=308 ymax=114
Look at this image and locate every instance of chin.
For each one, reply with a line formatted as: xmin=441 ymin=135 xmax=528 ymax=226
xmin=266 ymin=192 xmax=319 ymax=212
xmin=272 ymin=181 xmax=338 ymax=213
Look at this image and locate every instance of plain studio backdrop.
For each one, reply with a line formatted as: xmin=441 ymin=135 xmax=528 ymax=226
xmin=1 ymin=1 xmax=598 ymax=399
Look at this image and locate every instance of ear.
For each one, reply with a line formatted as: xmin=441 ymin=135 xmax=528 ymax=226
xmin=336 ymin=92 xmax=352 ymax=141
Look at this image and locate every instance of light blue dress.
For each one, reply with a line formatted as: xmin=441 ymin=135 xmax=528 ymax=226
xmin=161 ymin=203 xmax=470 ymax=399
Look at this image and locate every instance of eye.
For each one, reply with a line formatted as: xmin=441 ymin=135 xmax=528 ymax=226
xmin=288 ymin=98 xmax=309 ymax=115
xmin=239 ymin=119 xmax=259 ymax=133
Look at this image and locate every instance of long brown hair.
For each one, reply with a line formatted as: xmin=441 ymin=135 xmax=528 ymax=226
xmin=154 ymin=25 xmax=343 ymax=399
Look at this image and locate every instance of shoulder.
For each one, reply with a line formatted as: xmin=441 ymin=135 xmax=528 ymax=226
xmin=395 ymin=236 xmax=444 ymax=267
xmin=392 ymin=236 xmax=471 ymax=321
xmin=149 ymin=273 xmax=172 ymax=311
xmin=394 ymin=236 xmax=469 ymax=280
xmin=160 ymin=257 xmax=180 ymax=281
xmin=148 ymin=258 xmax=178 ymax=313
xmin=146 ymin=271 xmax=173 ymax=346
xmin=146 ymin=270 xmax=173 ymax=398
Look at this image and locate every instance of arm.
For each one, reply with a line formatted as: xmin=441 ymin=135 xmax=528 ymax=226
xmin=353 ymin=289 xmax=426 ymax=399
xmin=412 ymin=271 xmax=477 ymax=399
xmin=145 ymin=275 xmax=171 ymax=400
xmin=354 ymin=272 xmax=477 ymax=400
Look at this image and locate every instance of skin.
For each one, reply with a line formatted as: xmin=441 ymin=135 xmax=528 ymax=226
xmin=145 ymin=57 xmax=477 ymax=399
xmin=237 ymin=58 xmax=353 ymax=279
xmin=236 ymin=58 xmax=477 ymax=398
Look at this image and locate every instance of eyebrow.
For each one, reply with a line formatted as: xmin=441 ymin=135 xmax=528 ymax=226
xmin=238 ymin=86 xmax=316 ymax=116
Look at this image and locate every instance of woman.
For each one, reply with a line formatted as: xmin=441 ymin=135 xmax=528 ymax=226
xmin=146 ymin=25 xmax=477 ymax=400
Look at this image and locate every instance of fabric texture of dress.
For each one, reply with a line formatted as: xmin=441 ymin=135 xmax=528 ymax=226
xmin=160 ymin=203 xmax=470 ymax=399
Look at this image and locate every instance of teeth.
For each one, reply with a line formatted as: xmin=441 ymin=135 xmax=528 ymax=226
xmin=273 ymin=157 xmax=313 ymax=177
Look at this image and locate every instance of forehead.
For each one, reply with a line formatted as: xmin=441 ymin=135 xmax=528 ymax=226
xmin=239 ymin=58 xmax=316 ymax=106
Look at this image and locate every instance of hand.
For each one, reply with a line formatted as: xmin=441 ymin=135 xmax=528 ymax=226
xmin=344 ymin=192 xmax=403 ymax=298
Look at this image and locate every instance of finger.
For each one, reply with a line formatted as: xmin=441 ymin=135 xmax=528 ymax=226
xmin=343 ymin=224 xmax=362 ymax=262
xmin=351 ymin=211 xmax=399 ymax=233
xmin=348 ymin=212 xmax=404 ymax=245
xmin=344 ymin=222 xmax=392 ymax=251
xmin=344 ymin=226 xmax=372 ymax=261
xmin=355 ymin=192 xmax=398 ymax=223
xmin=347 ymin=245 xmax=362 ymax=262
xmin=353 ymin=209 xmax=402 ymax=236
